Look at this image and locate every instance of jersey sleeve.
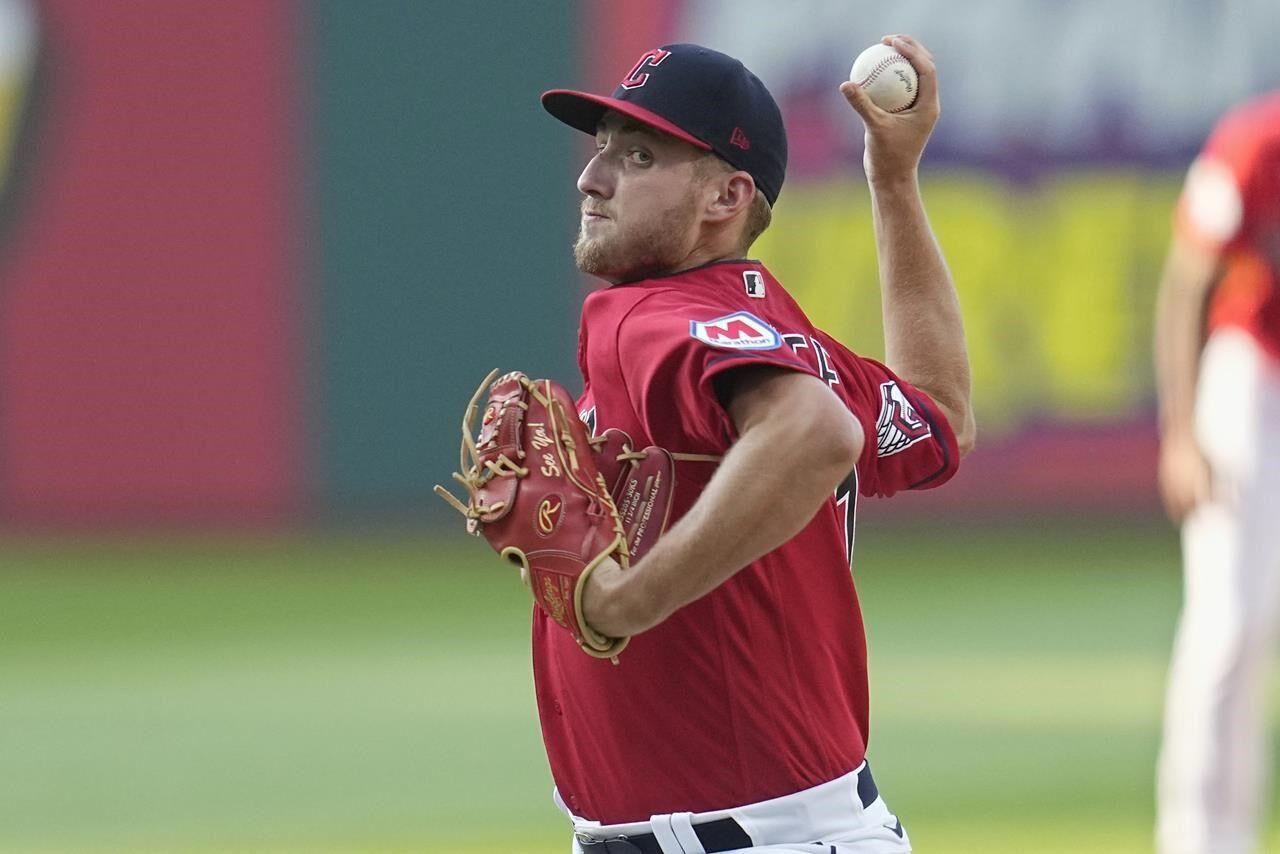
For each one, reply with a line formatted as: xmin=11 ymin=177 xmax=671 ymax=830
xmin=815 ymin=336 xmax=960 ymax=498
xmin=1176 ymin=153 xmax=1246 ymax=254
xmin=1175 ymin=107 xmax=1268 ymax=254
xmin=616 ymin=293 xmax=819 ymax=453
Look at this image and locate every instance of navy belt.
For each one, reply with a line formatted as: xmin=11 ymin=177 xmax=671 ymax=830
xmin=576 ymin=763 xmax=880 ymax=854
xmin=576 ymin=817 xmax=749 ymax=854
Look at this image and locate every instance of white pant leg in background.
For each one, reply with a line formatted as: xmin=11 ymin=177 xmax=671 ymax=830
xmin=1157 ymin=329 xmax=1280 ymax=854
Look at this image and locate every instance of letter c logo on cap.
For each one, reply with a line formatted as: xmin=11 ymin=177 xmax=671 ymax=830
xmin=620 ymin=48 xmax=671 ymax=90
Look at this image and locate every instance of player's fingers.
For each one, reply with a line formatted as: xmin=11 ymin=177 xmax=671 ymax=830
xmin=1160 ymin=453 xmax=1214 ymax=522
xmin=890 ymin=36 xmax=936 ymax=76
xmin=1186 ymin=480 xmax=1213 ymax=518
xmin=890 ymin=36 xmax=939 ymax=108
xmin=1159 ymin=479 xmax=1191 ymax=523
xmin=839 ymin=79 xmax=887 ymax=125
xmin=880 ymin=34 xmax=935 ymax=63
xmin=1196 ymin=462 xmax=1217 ymax=509
xmin=897 ymin=34 xmax=936 ymax=63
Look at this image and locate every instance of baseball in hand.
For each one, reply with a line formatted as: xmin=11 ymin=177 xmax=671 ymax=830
xmin=849 ymin=43 xmax=918 ymax=112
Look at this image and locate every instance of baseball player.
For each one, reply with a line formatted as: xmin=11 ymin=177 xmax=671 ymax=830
xmin=1154 ymin=91 xmax=1280 ymax=854
xmin=521 ymin=35 xmax=976 ymax=854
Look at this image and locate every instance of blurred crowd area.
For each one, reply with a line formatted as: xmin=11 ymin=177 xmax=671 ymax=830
xmin=0 ymin=0 xmax=1272 ymax=527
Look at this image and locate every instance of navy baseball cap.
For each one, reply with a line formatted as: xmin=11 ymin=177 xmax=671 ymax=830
xmin=541 ymin=44 xmax=788 ymax=206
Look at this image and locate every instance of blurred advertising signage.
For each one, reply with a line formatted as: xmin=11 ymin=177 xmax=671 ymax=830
xmin=680 ymin=0 xmax=1279 ymax=168
xmin=756 ymin=174 xmax=1178 ymax=435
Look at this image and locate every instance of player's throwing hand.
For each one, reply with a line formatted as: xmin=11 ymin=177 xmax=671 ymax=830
xmin=840 ymin=35 xmax=939 ymax=184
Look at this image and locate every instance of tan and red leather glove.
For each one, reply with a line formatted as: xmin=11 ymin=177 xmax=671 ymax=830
xmin=589 ymin=427 xmax=675 ymax=565
xmin=436 ymin=371 xmax=675 ymax=662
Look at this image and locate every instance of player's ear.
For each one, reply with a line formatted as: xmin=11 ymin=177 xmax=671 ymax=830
xmin=705 ymin=171 xmax=755 ymax=224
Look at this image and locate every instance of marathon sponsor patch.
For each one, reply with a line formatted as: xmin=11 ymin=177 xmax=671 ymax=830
xmin=876 ymin=381 xmax=932 ymax=457
xmin=689 ymin=311 xmax=781 ymax=350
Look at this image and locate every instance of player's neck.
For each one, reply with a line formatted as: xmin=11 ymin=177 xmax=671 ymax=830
xmin=605 ymin=231 xmax=747 ymax=285
xmin=674 ymin=247 xmax=741 ymax=273
xmin=609 ymin=255 xmax=751 ymax=286
xmin=666 ymin=230 xmax=746 ymax=276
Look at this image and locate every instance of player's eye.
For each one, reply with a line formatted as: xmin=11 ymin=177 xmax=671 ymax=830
xmin=628 ymin=149 xmax=652 ymax=165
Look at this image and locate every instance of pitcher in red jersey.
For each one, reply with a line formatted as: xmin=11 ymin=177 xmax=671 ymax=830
xmin=1155 ymin=91 xmax=1280 ymax=854
xmin=537 ymin=36 xmax=976 ymax=853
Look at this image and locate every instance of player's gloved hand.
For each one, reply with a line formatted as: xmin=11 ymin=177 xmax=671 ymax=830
xmin=590 ymin=427 xmax=675 ymax=563
xmin=435 ymin=371 xmax=675 ymax=663
xmin=1158 ymin=430 xmax=1214 ymax=522
xmin=839 ymin=34 xmax=939 ymax=184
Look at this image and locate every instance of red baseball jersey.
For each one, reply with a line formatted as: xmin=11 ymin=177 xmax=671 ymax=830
xmin=532 ymin=260 xmax=959 ymax=823
xmin=1176 ymin=91 xmax=1280 ymax=357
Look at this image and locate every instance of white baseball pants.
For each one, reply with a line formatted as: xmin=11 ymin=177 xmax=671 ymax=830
xmin=1157 ymin=329 xmax=1280 ymax=854
xmin=563 ymin=761 xmax=911 ymax=853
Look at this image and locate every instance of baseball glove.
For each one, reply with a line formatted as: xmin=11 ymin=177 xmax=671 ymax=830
xmin=435 ymin=370 xmax=676 ymax=662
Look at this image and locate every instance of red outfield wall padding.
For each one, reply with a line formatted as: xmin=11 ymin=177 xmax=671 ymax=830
xmin=0 ymin=0 xmax=301 ymax=524
xmin=584 ymin=0 xmax=678 ymax=93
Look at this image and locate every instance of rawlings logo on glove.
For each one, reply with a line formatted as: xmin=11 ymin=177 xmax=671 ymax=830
xmin=435 ymin=370 xmax=676 ymax=663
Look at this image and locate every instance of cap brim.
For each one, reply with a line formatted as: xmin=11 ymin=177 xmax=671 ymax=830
xmin=541 ymin=89 xmax=712 ymax=151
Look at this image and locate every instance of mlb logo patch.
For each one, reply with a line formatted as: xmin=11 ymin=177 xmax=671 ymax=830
xmin=743 ymin=270 xmax=766 ymax=299
xmin=690 ymin=311 xmax=781 ymax=350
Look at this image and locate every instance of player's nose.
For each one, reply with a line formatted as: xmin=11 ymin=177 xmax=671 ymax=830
xmin=577 ymin=153 xmax=613 ymax=199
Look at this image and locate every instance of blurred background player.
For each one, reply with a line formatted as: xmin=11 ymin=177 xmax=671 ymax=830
xmin=1154 ymin=90 xmax=1280 ymax=854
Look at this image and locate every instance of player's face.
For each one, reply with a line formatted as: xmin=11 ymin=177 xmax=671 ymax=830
xmin=574 ymin=112 xmax=707 ymax=282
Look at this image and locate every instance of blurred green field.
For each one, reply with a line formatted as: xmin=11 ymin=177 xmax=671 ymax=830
xmin=0 ymin=521 xmax=1277 ymax=853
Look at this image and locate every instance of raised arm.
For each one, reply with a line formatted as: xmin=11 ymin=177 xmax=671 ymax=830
xmin=840 ymin=35 xmax=976 ymax=454
xmin=581 ymin=367 xmax=862 ymax=637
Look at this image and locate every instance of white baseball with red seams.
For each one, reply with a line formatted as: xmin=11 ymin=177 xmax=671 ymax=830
xmin=849 ymin=43 xmax=918 ymax=112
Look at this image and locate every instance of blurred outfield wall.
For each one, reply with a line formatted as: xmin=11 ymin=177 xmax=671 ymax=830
xmin=0 ymin=0 xmax=580 ymax=526
xmin=0 ymin=1 xmax=1275 ymax=527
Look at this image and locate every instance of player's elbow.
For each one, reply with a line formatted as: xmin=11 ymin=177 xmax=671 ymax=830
xmin=804 ymin=394 xmax=864 ymax=482
xmin=953 ymin=406 xmax=977 ymax=457
xmin=830 ymin=409 xmax=865 ymax=472
xmin=921 ymin=387 xmax=976 ymax=457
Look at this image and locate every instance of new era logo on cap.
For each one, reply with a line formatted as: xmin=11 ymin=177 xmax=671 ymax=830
xmin=541 ymin=44 xmax=788 ymax=206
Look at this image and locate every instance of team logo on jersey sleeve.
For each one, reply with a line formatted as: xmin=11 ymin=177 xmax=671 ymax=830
xmin=689 ymin=311 xmax=781 ymax=350
xmin=876 ymin=381 xmax=933 ymax=457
